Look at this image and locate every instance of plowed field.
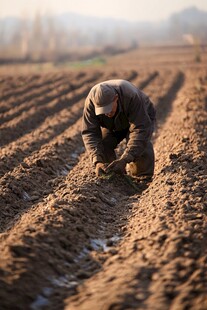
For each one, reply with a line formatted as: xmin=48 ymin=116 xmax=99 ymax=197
xmin=0 ymin=47 xmax=207 ymax=310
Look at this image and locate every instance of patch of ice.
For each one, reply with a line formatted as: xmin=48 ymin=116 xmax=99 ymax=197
xmin=73 ymin=247 xmax=90 ymax=263
xmin=98 ymin=226 xmax=106 ymax=234
xmin=90 ymin=235 xmax=121 ymax=252
xmin=71 ymin=153 xmax=78 ymax=159
xmin=42 ymin=287 xmax=53 ymax=297
xmin=30 ymin=295 xmax=49 ymax=310
xmin=60 ymin=167 xmax=69 ymax=176
xmin=65 ymin=163 xmax=73 ymax=170
xmin=90 ymin=238 xmax=109 ymax=252
xmin=110 ymin=198 xmax=117 ymax=204
xmin=51 ymin=275 xmax=78 ymax=289
xmin=72 ymin=235 xmax=121 ymax=268
xmin=22 ymin=191 xmax=31 ymax=201
xmin=110 ymin=235 xmax=121 ymax=243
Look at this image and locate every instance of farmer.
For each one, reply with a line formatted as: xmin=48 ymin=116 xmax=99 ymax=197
xmin=82 ymin=79 xmax=156 ymax=178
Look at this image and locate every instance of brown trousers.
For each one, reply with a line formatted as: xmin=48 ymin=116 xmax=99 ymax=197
xmin=101 ymin=127 xmax=155 ymax=177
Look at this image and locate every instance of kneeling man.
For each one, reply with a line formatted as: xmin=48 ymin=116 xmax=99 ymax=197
xmin=82 ymin=79 xmax=156 ymax=178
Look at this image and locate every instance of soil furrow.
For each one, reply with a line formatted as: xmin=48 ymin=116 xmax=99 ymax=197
xmin=0 ymin=69 xmax=137 ymax=149
xmin=137 ymin=71 xmax=159 ymax=90
xmin=130 ymin=70 xmax=159 ymax=92
xmin=0 ymin=106 xmax=83 ymax=176
xmin=0 ymin=71 xmax=102 ymax=125
xmin=0 ymin=76 xmax=73 ymax=121
xmin=142 ymin=69 xmax=179 ymax=104
xmin=0 ymin=78 xmax=101 ymax=147
xmin=0 ymin=72 xmax=85 ymax=104
xmin=155 ymin=71 xmax=185 ymax=128
xmin=0 ymin=158 xmax=139 ymax=309
xmin=0 ymin=74 xmax=40 ymax=95
xmin=0 ymin=69 xmax=136 ymax=116
xmin=0 ymin=73 xmax=72 ymax=103
xmin=0 ymin=120 xmax=83 ymax=232
xmin=0 ymin=110 xmax=83 ymax=176
xmin=0 ymin=69 xmax=131 ymax=124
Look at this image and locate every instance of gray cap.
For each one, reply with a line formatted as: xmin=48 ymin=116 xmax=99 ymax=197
xmin=92 ymin=83 xmax=116 ymax=115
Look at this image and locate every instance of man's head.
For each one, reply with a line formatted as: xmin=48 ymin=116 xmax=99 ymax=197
xmin=92 ymin=83 xmax=118 ymax=117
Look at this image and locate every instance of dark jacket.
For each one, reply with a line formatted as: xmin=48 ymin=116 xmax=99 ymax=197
xmin=82 ymin=79 xmax=156 ymax=165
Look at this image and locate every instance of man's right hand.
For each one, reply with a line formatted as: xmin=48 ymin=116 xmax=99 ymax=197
xmin=95 ymin=162 xmax=106 ymax=177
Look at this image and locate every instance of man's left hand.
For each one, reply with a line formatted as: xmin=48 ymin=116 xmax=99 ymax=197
xmin=105 ymin=159 xmax=126 ymax=174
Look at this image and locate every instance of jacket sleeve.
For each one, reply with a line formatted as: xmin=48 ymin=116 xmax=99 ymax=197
xmin=120 ymin=93 xmax=153 ymax=163
xmin=82 ymin=97 xmax=105 ymax=165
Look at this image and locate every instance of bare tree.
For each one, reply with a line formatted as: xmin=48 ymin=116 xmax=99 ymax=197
xmin=20 ymin=12 xmax=29 ymax=58
xmin=31 ymin=11 xmax=43 ymax=60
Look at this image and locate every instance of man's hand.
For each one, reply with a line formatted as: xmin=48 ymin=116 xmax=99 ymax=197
xmin=95 ymin=162 xmax=106 ymax=177
xmin=105 ymin=159 xmax=126 ymax=174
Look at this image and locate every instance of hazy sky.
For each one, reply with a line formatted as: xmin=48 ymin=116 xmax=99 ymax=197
xmin=1 ymin=0 xmax=207 ymax=21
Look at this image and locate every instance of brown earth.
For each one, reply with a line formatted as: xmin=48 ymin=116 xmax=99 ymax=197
xmin=0 ymin=46 xmax=207 ymax=310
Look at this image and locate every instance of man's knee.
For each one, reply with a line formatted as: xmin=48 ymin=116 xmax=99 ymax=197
xmin=127 ymin=142 xmax=155 ymax=177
